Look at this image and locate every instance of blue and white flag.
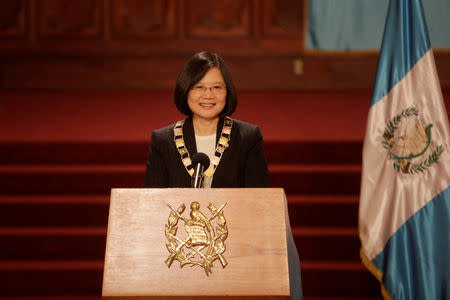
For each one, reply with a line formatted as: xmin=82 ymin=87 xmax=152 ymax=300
xmin=359 ymin=0 xmax=450 ymax=299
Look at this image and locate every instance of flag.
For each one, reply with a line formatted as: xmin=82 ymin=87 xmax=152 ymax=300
xmin=359 ymin=0 xmax=450 ymax=299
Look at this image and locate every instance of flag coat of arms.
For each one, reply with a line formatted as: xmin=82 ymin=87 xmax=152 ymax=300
xmin=359 ymin=0 xmax=450 ymax=299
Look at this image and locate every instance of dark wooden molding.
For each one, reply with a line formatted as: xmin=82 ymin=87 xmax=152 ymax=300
xmin=261 ymin=0 xmax=302 ymax=40
xmin=0 ymin=0 xmax=28 ymax=39
xmin=0 ymin=0 xmax=448 ymax=90
xmin=37 ymin=0 xmax=103 ymax=39
xmin=111 ymin=0 xmax=177 ymax=39
xmin=185 ymin=0 xmax=251 ymax=39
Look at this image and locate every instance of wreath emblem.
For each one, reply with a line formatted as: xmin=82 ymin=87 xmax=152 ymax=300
xmin=164 ymin=202 xmax=228 ymax=276
xmin=381 ymin=106 xmax=444 ymax=174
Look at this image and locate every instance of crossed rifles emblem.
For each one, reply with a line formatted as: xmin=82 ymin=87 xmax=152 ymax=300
xmin=165 ymin=201 xmax=228 ymax=276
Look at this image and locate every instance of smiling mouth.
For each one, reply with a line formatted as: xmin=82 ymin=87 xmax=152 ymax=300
xmin=200 ymin=103 xmax=215 ymax=107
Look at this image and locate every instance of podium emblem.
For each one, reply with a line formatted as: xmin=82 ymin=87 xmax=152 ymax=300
xmin=165 ymin=201 xmax=228 ymax=276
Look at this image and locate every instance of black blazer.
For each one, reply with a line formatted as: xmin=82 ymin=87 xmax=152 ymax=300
xmin=144 ymin=117 xmax=269 ymax=188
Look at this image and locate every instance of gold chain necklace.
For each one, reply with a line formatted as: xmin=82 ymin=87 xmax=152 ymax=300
xmin=173 ymin=117 xmax=233 ymax=177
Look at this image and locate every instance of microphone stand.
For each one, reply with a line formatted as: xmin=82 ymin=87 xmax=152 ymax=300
xmin=192 ymin=163 xmax=205 ymax=188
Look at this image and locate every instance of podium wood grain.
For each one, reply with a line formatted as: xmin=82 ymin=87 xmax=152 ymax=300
xmin=102 ymin=188 xmax=298 ymax=298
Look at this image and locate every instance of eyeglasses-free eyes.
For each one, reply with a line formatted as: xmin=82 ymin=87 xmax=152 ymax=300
xmin=191 ymin=84 xmax=226 ymax=95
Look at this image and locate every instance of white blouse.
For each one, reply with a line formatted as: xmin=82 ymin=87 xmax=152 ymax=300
xmin=195 ymin=134 xmax=216 ymax=188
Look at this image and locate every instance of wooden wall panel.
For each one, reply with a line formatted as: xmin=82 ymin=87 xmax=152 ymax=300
xmin=186 ymin=0 xmax=251 ymax=38
xmin=111 ymin=0 xmax=176 ymax=38
xmin=0 ymin=0 xmax=27 ymax=38
xmin=261 ymin=0 xmax=302 ymax=39
xmin=37 ymin=0 xmax=103 ymax=39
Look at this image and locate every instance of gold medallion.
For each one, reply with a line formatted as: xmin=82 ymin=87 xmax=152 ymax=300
xmin=165 ymin=202 xmax=228 ymax=276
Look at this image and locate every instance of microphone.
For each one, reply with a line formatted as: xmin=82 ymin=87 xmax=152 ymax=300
xmin=191 ymin=153 xmax=210 ymax=188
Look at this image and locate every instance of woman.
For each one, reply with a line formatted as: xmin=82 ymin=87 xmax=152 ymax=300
xmin=144 ymin=51 xmax=268 ymax=188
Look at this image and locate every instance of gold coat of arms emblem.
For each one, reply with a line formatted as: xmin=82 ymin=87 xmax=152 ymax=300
xmin=381 ymin=106 xmax=444 ymax=174
xmin=165 ymin=201 xmax=228 ymax=276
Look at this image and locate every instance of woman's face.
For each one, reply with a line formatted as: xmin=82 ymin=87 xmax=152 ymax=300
xmin=187 ymin=67 xmax=227 ymax=122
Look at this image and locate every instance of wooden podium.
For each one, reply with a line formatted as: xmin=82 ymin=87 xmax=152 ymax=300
xmin=102 ymin=188 xmax=302 ymax=299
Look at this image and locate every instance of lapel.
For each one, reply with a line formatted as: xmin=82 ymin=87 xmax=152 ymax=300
xmin=215 ymin=116 xmax=225 ymax=145
xmin=182 ymin=116 xmax=197 ymax=155
xmin=213 ymin=117 xmax=227 ymax=187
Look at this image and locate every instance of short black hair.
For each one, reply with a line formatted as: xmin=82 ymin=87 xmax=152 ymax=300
xmin=174 ymin=51 xmax=237 ymax=116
